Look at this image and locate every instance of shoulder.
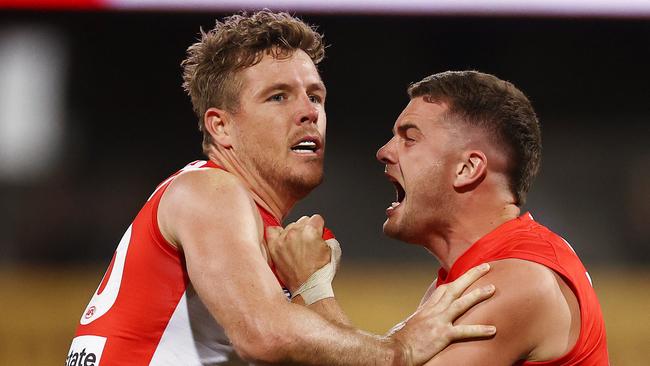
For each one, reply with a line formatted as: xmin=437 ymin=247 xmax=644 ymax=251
xmin=162 ymin=168 xmax=256 ymax=219
xmin=453 ymin=258 xmax=579 ymax=361
xmin=488 ymin=258 xmax=560 ymax=298
xmin=458 ymin=259 xmax=561 ymax=327
xmin=158 ymin=168 xmax=262 ymax=247
xmin=165 ymin=167 xmax=250 ymax=203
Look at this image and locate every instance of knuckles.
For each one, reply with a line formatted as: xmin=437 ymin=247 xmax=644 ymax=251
xmin=285 ymin=228 xmax=301 ymax=242
xmin=440 ymin=326 xmax=455 ymax=341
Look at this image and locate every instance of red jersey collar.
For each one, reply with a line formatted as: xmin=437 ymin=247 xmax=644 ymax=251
xmin=437 ymin=212 xmax=534 ymax=284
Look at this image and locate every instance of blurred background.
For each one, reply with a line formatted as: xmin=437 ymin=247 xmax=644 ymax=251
xmin=0 ymin=1 xmax=648 ymax=364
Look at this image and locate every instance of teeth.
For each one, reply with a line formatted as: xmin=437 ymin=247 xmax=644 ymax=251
xmin=292 ymin=140 xmax=317 ymax=153
xmin=391 ymin=202 xmax=400 ymax=208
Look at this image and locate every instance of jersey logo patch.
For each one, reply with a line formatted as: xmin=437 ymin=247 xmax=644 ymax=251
xmin=66 ymin=335 xmax=106 ymax=366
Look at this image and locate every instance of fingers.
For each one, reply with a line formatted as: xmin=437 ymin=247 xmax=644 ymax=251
xmin=282 ymin=215 xmax=325 ymax=240
xmin=266 ymin=226 xmax=282 ymax=242
xmin=437 ymin=263 xmax=490 ymax=306
xmin=296 ymin=215 xmax=310 ymax=225
xmin=267 ymin=215 xmax=328 ymax=254
xmin=285 ymin=215 xmax=323 ymax=230
xmin=284 ymin=216 xmax=307 ymax=232
xmin=389 ymin=264 xmax=496 ymax=364
xmin=326 ymin=238 xmax=342 ymax=266
xmin=428 ymin=284 xmax=447 ymax=305
xmin=446 ymin=284 xmax=495 ymax=320
xmin=447 ymin=324 xmax=497 ymax=339
xmin=402 ymin=284 xmax=496 ymax=361
xmin=306 ymin=214 xmax=324 ymax=231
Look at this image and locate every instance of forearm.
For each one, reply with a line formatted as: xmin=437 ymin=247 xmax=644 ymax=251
xmin=288 ymin=326 xmax=407 ymax=366
xmin=289 ymin=329 xmax=405 ymax=366
xmin=295 ymin=296 xmax=353 ymax=328
xmin=245 ymin=301 xmax=409 ymax=366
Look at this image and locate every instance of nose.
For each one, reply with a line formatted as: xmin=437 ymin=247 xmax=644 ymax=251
xmin=297 ymin=94 xmax=319 ymax=125
xmin=376 ymin=137 xmax=397 ymax=164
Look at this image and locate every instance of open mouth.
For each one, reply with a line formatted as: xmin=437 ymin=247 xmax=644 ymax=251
xmin=386 ymin=174 xmax=406 ymax=213
xmin=393 ymin=180 xmax=406 ymax=204
xmin=290 ymin=137 xmax=320 ymax=154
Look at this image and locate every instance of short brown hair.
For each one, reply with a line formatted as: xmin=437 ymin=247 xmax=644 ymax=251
xmin=181 ymin=10 xmax=325 ymax=153
xmin=408 ymin=71 xmax=541 ymax=205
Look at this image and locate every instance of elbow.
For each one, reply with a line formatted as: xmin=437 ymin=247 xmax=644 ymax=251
xmin=229 ymin=321 xmax=294 ymax=363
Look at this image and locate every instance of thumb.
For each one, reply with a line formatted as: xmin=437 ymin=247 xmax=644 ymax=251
xmin=327 ymin=238 xmax=342 ymax=268
xmin=266 ymin=226 xmax=282 ymax=244
xmin=307 ymin=214 xmax=325 ymax=233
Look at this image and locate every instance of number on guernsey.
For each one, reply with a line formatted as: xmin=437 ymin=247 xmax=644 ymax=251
xmin=80 ymin=226 xmax=132 ymax=325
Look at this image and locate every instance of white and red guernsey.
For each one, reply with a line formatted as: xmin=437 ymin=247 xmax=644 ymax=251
xmin=67 ymin=160 xmax=337 ymax=366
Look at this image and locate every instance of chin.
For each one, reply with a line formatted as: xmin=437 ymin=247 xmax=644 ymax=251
xmin=300 ymin=163 xmax=324 ymax=184
xmin=286 ymin=171 xmax=323 ymax=199
xmin=383 ymin=217 xmax=423 ymax=245
xmin=382 ymin=220 xmax=402 ymax=240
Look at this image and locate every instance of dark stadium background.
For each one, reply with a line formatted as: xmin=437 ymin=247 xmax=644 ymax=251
xmin=0 ymin=9 xmax=648 ymax=365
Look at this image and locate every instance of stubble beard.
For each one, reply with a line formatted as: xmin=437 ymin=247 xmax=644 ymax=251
xmin=385 ymin=176 xmax=454 ymax=245
xmin=246 ymin=148 xmax=324 ymax=202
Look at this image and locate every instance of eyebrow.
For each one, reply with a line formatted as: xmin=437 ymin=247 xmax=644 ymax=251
xmin=257 ymin=82 xmax=291 ymax=97
xmin=257 ymin=81 xmax=327 ymax=98
xmin=307 ymin=81 xmax=327 ymax=95
xmin=394 ymin=123 xmax=419 ymax=135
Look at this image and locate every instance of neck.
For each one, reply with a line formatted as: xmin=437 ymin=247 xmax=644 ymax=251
xmin=208 ymin=149 xmax=296 ymax=222
xmin=424 ymin=201 xmax=520 ymax=271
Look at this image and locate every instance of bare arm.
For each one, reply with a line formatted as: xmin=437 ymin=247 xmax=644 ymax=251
xmin=291 ymin=295 xmax=354 ymax=328
xmin=423 ymin=259 xmax=581 ymax=365
xmin=158 ymin=169 xmax=412 ymax=365
xmin=266 ymin=214 xmax=499 ymax=364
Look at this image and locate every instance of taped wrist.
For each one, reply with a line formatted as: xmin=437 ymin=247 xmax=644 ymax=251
xmin=291 ymin=238 xmax=341 ymax=305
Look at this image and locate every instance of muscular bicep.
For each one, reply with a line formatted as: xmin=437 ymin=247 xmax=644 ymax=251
xmin=157 ymin=171 xmax=413 ymax=364
xmin=158 ymin=170 xmax=287 ymax=334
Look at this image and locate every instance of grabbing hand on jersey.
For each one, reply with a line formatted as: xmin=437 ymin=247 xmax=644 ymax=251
xmin=266 ymin=214 xmax=340 ymax=304
xmin=267 ymin=215 xmax=498 ymax=365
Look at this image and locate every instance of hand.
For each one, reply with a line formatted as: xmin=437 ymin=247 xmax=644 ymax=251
xmin=266 ymin=215 xmax=332 ymax=294
xmin=389 ymin=263 xmax=497 ymax=365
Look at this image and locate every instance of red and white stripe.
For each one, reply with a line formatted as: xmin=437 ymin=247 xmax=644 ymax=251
xmin=4 ymin=0 xmax=650 ymax=17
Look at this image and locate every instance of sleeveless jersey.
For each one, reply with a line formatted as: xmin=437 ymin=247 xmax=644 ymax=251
xmin=436 ymin=213 xmax=608 ymax=366
xmin=67 ymin=160 xmax=336 ymax=366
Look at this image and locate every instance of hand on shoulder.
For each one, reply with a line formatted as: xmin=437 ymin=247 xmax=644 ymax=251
xmin=431 ymin=259 xmax=580 ymax=364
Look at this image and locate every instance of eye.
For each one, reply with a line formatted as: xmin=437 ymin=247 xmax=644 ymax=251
xmin=308 ymin=94 xmax=323 ymax=104
xmin=267 ymin=93 xmax=286 ymax=102
xmin=403 ymin=136 xmax=416 ymax=146
xmin=400 ymin=130 xmax=417 ymax=145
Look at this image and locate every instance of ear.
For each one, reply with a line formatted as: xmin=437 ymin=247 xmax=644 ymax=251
xmin=453 ymin=150 xmax=487 ymax=189
xmin=204 ymin=107 xmax=233 ymax=149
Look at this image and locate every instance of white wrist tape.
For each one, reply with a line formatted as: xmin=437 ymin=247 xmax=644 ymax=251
xmin=291 ymin=238 xmax=342 ymax=305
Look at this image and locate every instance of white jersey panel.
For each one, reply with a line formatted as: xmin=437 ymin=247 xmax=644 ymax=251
xmin=149 ymin=285 xmax=250 ymax=365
